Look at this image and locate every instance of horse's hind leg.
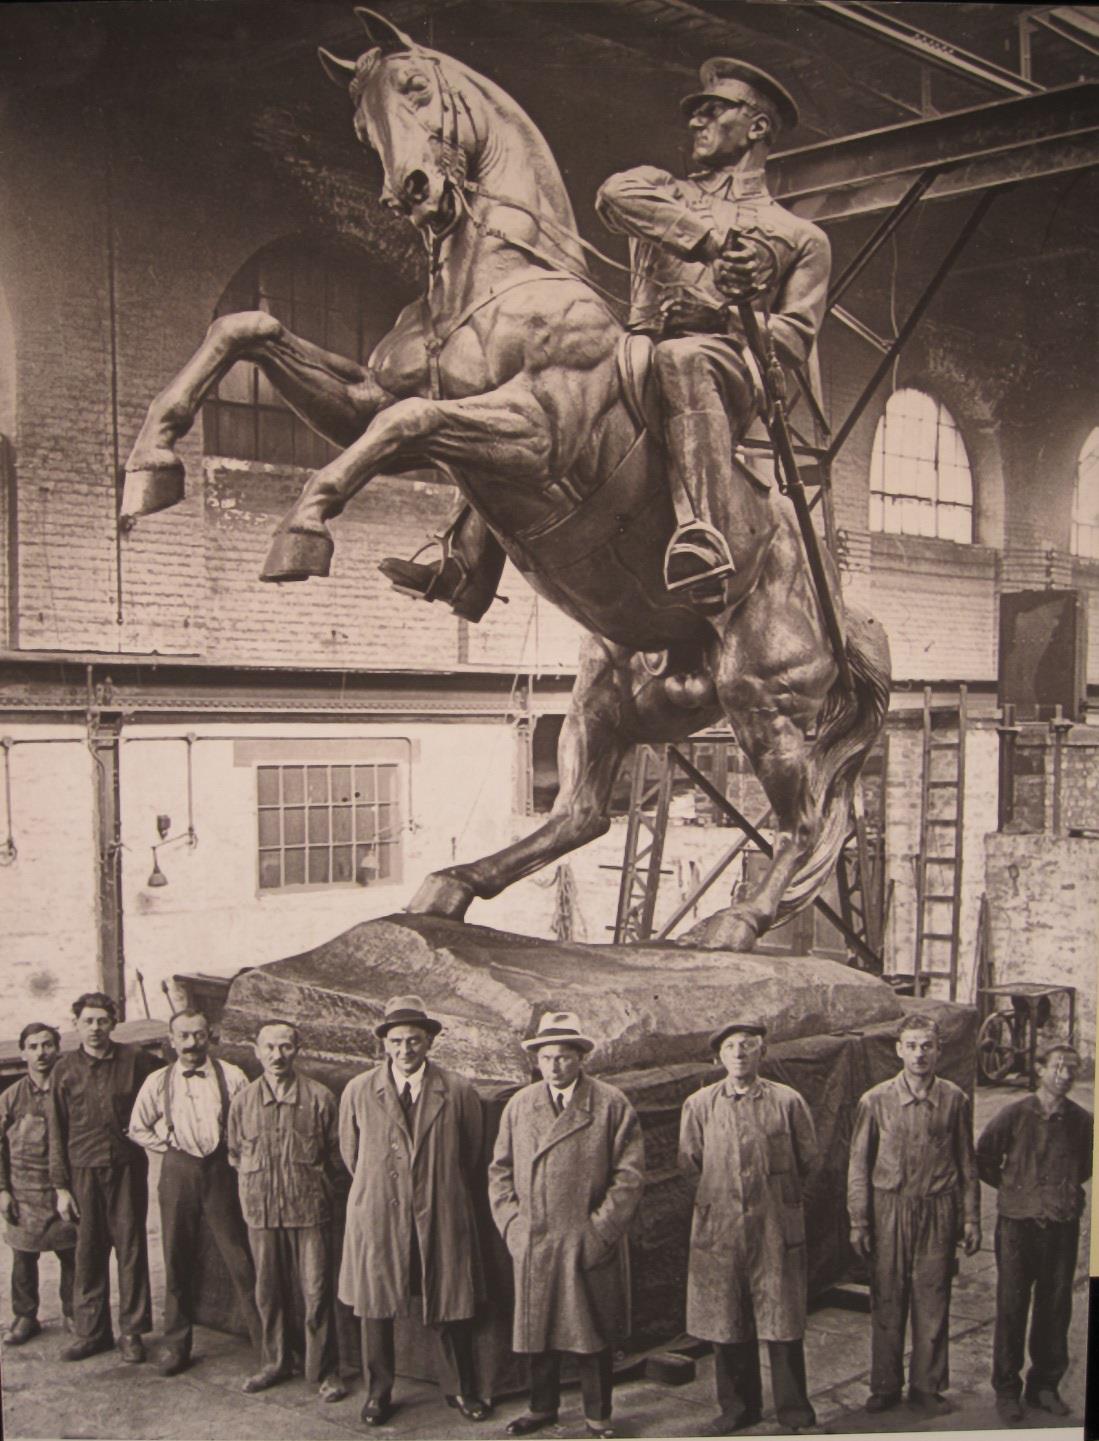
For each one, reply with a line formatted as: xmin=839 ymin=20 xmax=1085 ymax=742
xmin=123 ymin=312 xmax=372 ymax=520
xmin=409 ymin=636 xmax=634 ymax=919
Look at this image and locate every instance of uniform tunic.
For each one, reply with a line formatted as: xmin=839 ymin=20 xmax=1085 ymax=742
xmin=595 ymin=165 xmax=830 ymax=366
xmin=679 ymin=1076 xmax=817 ymax=1344
xmin=489 ymin=1073 xmax=645 ymax=1355
xmin=0 ymin=1075 xmax=76 ymax=1253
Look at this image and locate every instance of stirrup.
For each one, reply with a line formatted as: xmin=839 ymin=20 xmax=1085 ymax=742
xmin=385 ymin=535 xmax=465 ymax=603
xmin=664 ymin=521 xmax=736 ymax=595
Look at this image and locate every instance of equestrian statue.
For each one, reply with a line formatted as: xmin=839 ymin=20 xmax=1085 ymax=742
xmin=121 ymin=8 xmax=891 ymax=953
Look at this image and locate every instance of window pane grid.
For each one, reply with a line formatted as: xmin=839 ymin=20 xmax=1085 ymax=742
xmin=870 ymin=388 xmax=974 ymax=543
xmin=257 ymin=762 xmax=401 ymax=889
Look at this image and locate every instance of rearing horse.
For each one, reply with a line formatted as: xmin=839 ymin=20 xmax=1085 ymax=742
xmin=122 ymin=7 xmax=891 ymax=952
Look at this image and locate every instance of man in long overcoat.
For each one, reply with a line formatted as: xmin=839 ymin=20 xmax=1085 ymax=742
xmin=338 ymin=995 xmax=489 ymax=1427
xmin=679 ymin=1017 xmax=819 ymax=1436
xmin=489 ymin=1011 xmax=645 ymax=1438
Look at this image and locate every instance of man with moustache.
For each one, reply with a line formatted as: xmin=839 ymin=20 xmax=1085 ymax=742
xmin=339 ymin=995 xmax=489 ymax=1427
xmin=977 ymin=1043 xmax=1092 ymax=1424
xmin=227 ymin=1020 xmax=347 ymax=1402
xmin=847 ymin=1014 xmax=980 ymax=1417
xmin=0 ymin=1023 xmax=77 ymax=1346
xmin=679 ymin=1018 xmax=820 ymax=1436
xmin=489 ymin=1012 xmax=645 ymax=1439
xmin=129 ymin=1009 xmax=260 ymax=1376
xmin=49 ymin=992 xmax=163 ymax=1363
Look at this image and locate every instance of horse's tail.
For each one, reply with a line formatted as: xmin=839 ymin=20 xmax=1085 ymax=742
xmin=772 ymin=609 xmax=892 ymax=927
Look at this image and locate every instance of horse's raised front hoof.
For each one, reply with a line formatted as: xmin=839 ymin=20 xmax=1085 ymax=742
xmin=260 ymin=527 xmax=334 ymax=583
xmin=407 ymin=871 xmax=476 ymax=920
xmin=677 ymin=908 xmax=761 ymax=953
xmin=120 ymin=458 xmax=186 ymax=521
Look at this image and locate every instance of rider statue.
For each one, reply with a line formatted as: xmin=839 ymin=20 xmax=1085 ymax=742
xmin=379 ymin=56 xmax=830 ymax=617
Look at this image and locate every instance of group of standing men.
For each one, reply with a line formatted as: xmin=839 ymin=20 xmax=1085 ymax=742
xmin=0 ymin=992 xmax=1091 ymax=1437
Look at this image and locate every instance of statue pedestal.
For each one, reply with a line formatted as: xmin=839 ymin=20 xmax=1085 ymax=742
xmin=218 ymin=912 xmax=905 ymax=1075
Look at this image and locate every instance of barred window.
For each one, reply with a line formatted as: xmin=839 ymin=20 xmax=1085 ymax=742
xmin=1071 ymin=427 xmax=1099 ymax=560
xmin=203 ymin=239 xmax=414 ymax=469
xmin=870 ymin=388 xmax=973 ymax=543
xmin=256 ymin=762 xmax=402 ymax=890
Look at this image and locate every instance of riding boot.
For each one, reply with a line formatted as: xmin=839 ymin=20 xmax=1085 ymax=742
xmin=379 ymin=504 xmax=505 ymax=623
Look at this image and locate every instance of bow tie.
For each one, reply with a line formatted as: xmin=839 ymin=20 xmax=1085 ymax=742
xmin=182 ymin=1067 xmax=206 ymax=1079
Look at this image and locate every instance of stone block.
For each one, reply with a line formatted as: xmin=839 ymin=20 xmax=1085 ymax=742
xmin=219 ymin=913 xmax=904 ymax=1083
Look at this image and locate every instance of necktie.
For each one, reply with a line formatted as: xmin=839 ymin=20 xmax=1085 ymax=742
xmin=401 ymin=1081 xmax=414 ymax=1119
xmin=554 ymin=1090 xmax=565 ymax=1115
xmin=182 ymin=1068 xmax=206 ymax=1079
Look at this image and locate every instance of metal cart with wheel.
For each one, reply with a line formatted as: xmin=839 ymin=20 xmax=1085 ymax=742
xmin=976 ymin=982 xmax=1076 ymax=1088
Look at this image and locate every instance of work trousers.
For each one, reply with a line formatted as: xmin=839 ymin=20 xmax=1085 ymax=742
xmin=992 ymin=1215 xmax=1079 ymax=1400
xmin=248 ymin=1223 xmax=339 ymax=1383
xmin=11 ymin=1246 xmax=75 ymax=1322
xmin=70 ymin=1161 xmax=152 ymax=1343
xmin=713 ymin=1339 xmax=815 ymax=1430
xmin=869 ymin=1188 xmax=957 ymax=1397
xmin=529 ymin=1347 xmax=614 ymax=1422
xmin=159 ymin=1147 xmax=261 ymax=1359
xmin=362 ymin=1316 xmax=477 ymax=1402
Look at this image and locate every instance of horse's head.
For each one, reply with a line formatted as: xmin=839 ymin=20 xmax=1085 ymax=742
xmin=320 ymin=8 xmax=474 ymax=240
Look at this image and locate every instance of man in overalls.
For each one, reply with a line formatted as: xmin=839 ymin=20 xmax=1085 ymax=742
xmin=0 ymin=1023 xmax=77 ymax=1346
xmin=129 ymin=1009 xmax=261 ymax=1376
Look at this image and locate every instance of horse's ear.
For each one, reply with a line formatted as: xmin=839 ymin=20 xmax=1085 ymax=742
xmin=354 ymin=7 xmax=414 ymax=54
xmin=318 ymin=46 xmax=358 ymax=87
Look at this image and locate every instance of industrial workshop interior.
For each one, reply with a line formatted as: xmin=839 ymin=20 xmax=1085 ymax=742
xmin=0 ymin=2 xmax=1096 ymax=1440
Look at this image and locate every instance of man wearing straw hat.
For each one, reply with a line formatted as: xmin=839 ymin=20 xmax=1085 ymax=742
xmin=339 ymin=995 xmax=489 ymax=1428
xmin=679 ymin=1017 xmax=820 ymax=1435
xmin=489 ymin=1012 xmax=645 ymax=1439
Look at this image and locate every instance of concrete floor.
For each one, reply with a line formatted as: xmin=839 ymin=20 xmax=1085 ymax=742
xmin=0 ymin=1082 xmax=1090 ymax=1440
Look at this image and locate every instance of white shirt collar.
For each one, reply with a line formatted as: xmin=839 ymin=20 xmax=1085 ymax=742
xmin=393 ymin=1062 xmax=427 ymax=1102
xmin=548 ymin=1078 xmax=578 ymax=1110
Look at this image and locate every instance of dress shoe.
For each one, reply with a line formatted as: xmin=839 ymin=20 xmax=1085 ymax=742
xmin=242 ymin=1365 xmax=290 ymax=1394
xmin=908 ymin=1390 xmax=952 ymax=1416
xmin=1026 ymin=1387 xmax=1070 ymax=1417
xmin=318 ymin=1374 xmax=348 ymax=1403
xmin=4 ymin=1316 xmax=41 ymax=1346
xmin=506 ymin=1413 xmax=558 ymax=1436
xmin=697 ymin=1412 xmax=762 ymax=1436
xmin=586 ymin=1425 xmax=616 ymax=1439
xmin=118 ymin=1333 xmax=145 ymax=1364
xmin=865 ymin=1392 xmax=901 ymax=1413
xmin=157 ymin=1349 xmax=191 ymax=1377
xmin=360 ymin=1395 xmax=394 ymax=1426
xmin=446 ymin=1394 xmax=491 ymax=1422
xmin=62 ymin=1334 xmax=115 ymax=1362
xmin=996 ymin=1395 xmax=1025 ymax=1424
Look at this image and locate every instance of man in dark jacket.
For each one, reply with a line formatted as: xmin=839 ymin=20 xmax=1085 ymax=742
xmin=977 ymin=1043 xmax=1092 ymax=1425
xmin=339 ymin=994 xmax=489 ymax=1427
xmin=1 ymin=1023 xmax=77 ymax=1346
xmin=48 ymin=992 xmax=162 ymax=1363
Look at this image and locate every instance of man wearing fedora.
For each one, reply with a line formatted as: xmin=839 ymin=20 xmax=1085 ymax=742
xmin=338 ymin=996 xmax=489 ymax=1427
xmin=679 ymin=1018 xmax=820 ymax=1436
xmin=489 ymin=1012 xmax=645 ymax=1439
xmin=596 ymin=57 xmax=830 ymax=611
xmin=379 ymin=56 xmax=828 ymax=620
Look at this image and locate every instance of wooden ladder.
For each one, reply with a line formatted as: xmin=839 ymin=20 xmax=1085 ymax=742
xmin=913 ymin=685 xmax=967 ymax=999
xmin=610 ymin=744 xmax=673 ymax=943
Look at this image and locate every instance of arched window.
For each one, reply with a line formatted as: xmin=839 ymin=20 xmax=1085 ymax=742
xmin=1070 ymin=427 xmax=1099 ymax=560
xmin=202 ymin=238 xmax=415 ymax=469
xmin=869 ymin=388 xmax=973 ymax=543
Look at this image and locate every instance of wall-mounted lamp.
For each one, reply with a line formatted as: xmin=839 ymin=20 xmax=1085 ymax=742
xmin=145 ymin=738 xmax=199 ymax=889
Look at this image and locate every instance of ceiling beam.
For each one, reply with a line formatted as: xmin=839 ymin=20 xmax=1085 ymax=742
xmin=770 ymin=81 xmax=1099 ymax=221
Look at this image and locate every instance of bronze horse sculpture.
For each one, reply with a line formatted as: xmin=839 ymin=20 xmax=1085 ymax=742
xmin=122 ymin=8 xmax=891 ymax=952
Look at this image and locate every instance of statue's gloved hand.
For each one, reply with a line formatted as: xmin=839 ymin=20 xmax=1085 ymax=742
xmin=713 ymin=234 xmax=776 ymax=303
